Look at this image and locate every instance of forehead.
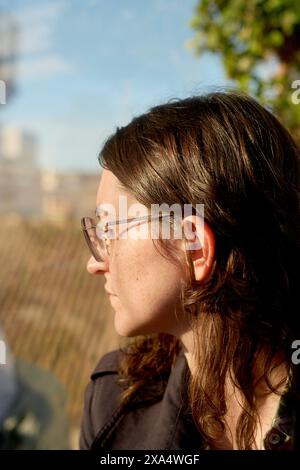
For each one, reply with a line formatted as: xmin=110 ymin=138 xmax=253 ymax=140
xmin=96 ymin=169 xmax=121 ymax=205
xmin=96 ymin=169 xmax=137 ymax=215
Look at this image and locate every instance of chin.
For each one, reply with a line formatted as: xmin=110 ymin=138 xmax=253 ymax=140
xmin=113 ymin=313 xmax=156 ymax=338
xmin=114 ymin=320 xmax=145 ymax=337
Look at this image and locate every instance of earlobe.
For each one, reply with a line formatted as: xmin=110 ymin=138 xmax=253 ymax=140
xmin=192 ymin=251 xmax=211 ymax=282
xmin=182 ymin=216 xmax=215 ymax=282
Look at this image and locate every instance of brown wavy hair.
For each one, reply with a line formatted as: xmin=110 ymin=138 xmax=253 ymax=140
xmin=98 ymin=90 xmax=300 ymax=450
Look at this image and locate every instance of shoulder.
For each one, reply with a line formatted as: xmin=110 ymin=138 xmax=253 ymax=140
xmin=79 ymin=348 xmax=125 ymax=450
xmin=79 ymin=347 xmax=194 ymax=450
xmin=90 ymin=348 xmax=123 ymax=380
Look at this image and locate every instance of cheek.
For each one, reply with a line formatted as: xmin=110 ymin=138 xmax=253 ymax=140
xmin=110 ymin=240 xmax=152 ymax=298
xmin=111 ymin=240 xmax=184 ymax=313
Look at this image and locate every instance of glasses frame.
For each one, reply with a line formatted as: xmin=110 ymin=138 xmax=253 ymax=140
xmin=81 ymin=212 xmax=174 ymax=262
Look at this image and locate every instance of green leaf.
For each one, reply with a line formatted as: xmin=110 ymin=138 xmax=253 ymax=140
xmin=281 ymin=11 xmax=298 ymax=35
xmin=188 ymin=0 xmax=300 ymax=146
xmin=268 ymin=30 xmax=284 ymax=47
xmin=237 ymin=56 xmax=253 ymax=72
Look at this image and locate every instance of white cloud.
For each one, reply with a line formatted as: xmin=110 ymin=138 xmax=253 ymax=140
xmin=4 ymin=1 xmax=74 ymax=81
xmin=18 ymin=23 xmax=57 ymax=56
xmin=18 ymin=55 xmax=73 ymax=80
xmin=0 ymin=54 xmax=73 ymax=81
xmin=12 ymin=1 xmax=67 ymax=56
xmin=13 ymin=2 xmax=67 ymax=26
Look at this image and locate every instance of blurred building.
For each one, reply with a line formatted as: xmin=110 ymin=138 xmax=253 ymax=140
xmin=0 ymin=127 xmax=99 ymax=219
xmin=0 ymin=126 xmax=42 ymax=216
xmin=0 ymin=8 xmax=18 ymax=103
xmin=41 ymin=170 xmax=100 ymax=221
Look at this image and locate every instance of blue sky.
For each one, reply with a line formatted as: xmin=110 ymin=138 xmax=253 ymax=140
xmin=1 ymin=0 xmax=230 ymax=172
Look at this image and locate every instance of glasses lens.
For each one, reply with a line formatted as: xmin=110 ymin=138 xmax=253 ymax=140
xmin=81 ymin=217 xmax=108 ymax=262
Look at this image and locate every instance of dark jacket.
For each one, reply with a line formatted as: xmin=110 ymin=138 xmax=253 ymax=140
xmin=79 ymin=348 xmax=300 ymax=451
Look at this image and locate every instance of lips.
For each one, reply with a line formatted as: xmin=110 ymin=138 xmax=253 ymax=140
xmin=104 ymin=283 xmax=116 ymax=296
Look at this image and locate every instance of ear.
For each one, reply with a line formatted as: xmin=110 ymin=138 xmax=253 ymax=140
xmin=181 ymin=215 xmax=215 ymax=282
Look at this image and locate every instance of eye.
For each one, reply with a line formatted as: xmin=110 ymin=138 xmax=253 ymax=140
xmin=96 ymin=220 xmax=116 ymax=240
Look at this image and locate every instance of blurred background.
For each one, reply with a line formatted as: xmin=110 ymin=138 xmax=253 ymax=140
xmin=0 ymin=0 xmax=299 ymax=450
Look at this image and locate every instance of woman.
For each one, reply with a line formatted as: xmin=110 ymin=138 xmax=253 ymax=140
xmin=79 ymin=90 xmax=300 ymax=451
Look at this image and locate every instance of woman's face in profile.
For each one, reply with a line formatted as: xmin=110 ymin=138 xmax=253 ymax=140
xmin=86 ymin=169 xmax=189 ymax=338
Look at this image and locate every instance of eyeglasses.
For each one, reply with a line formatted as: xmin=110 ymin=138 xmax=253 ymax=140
xmin=81 ymin=213 xmax=173 ymax=262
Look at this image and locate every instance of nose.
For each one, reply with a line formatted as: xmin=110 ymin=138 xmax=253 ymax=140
xmin=86 ymin=255 xmax=108 ymax=275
